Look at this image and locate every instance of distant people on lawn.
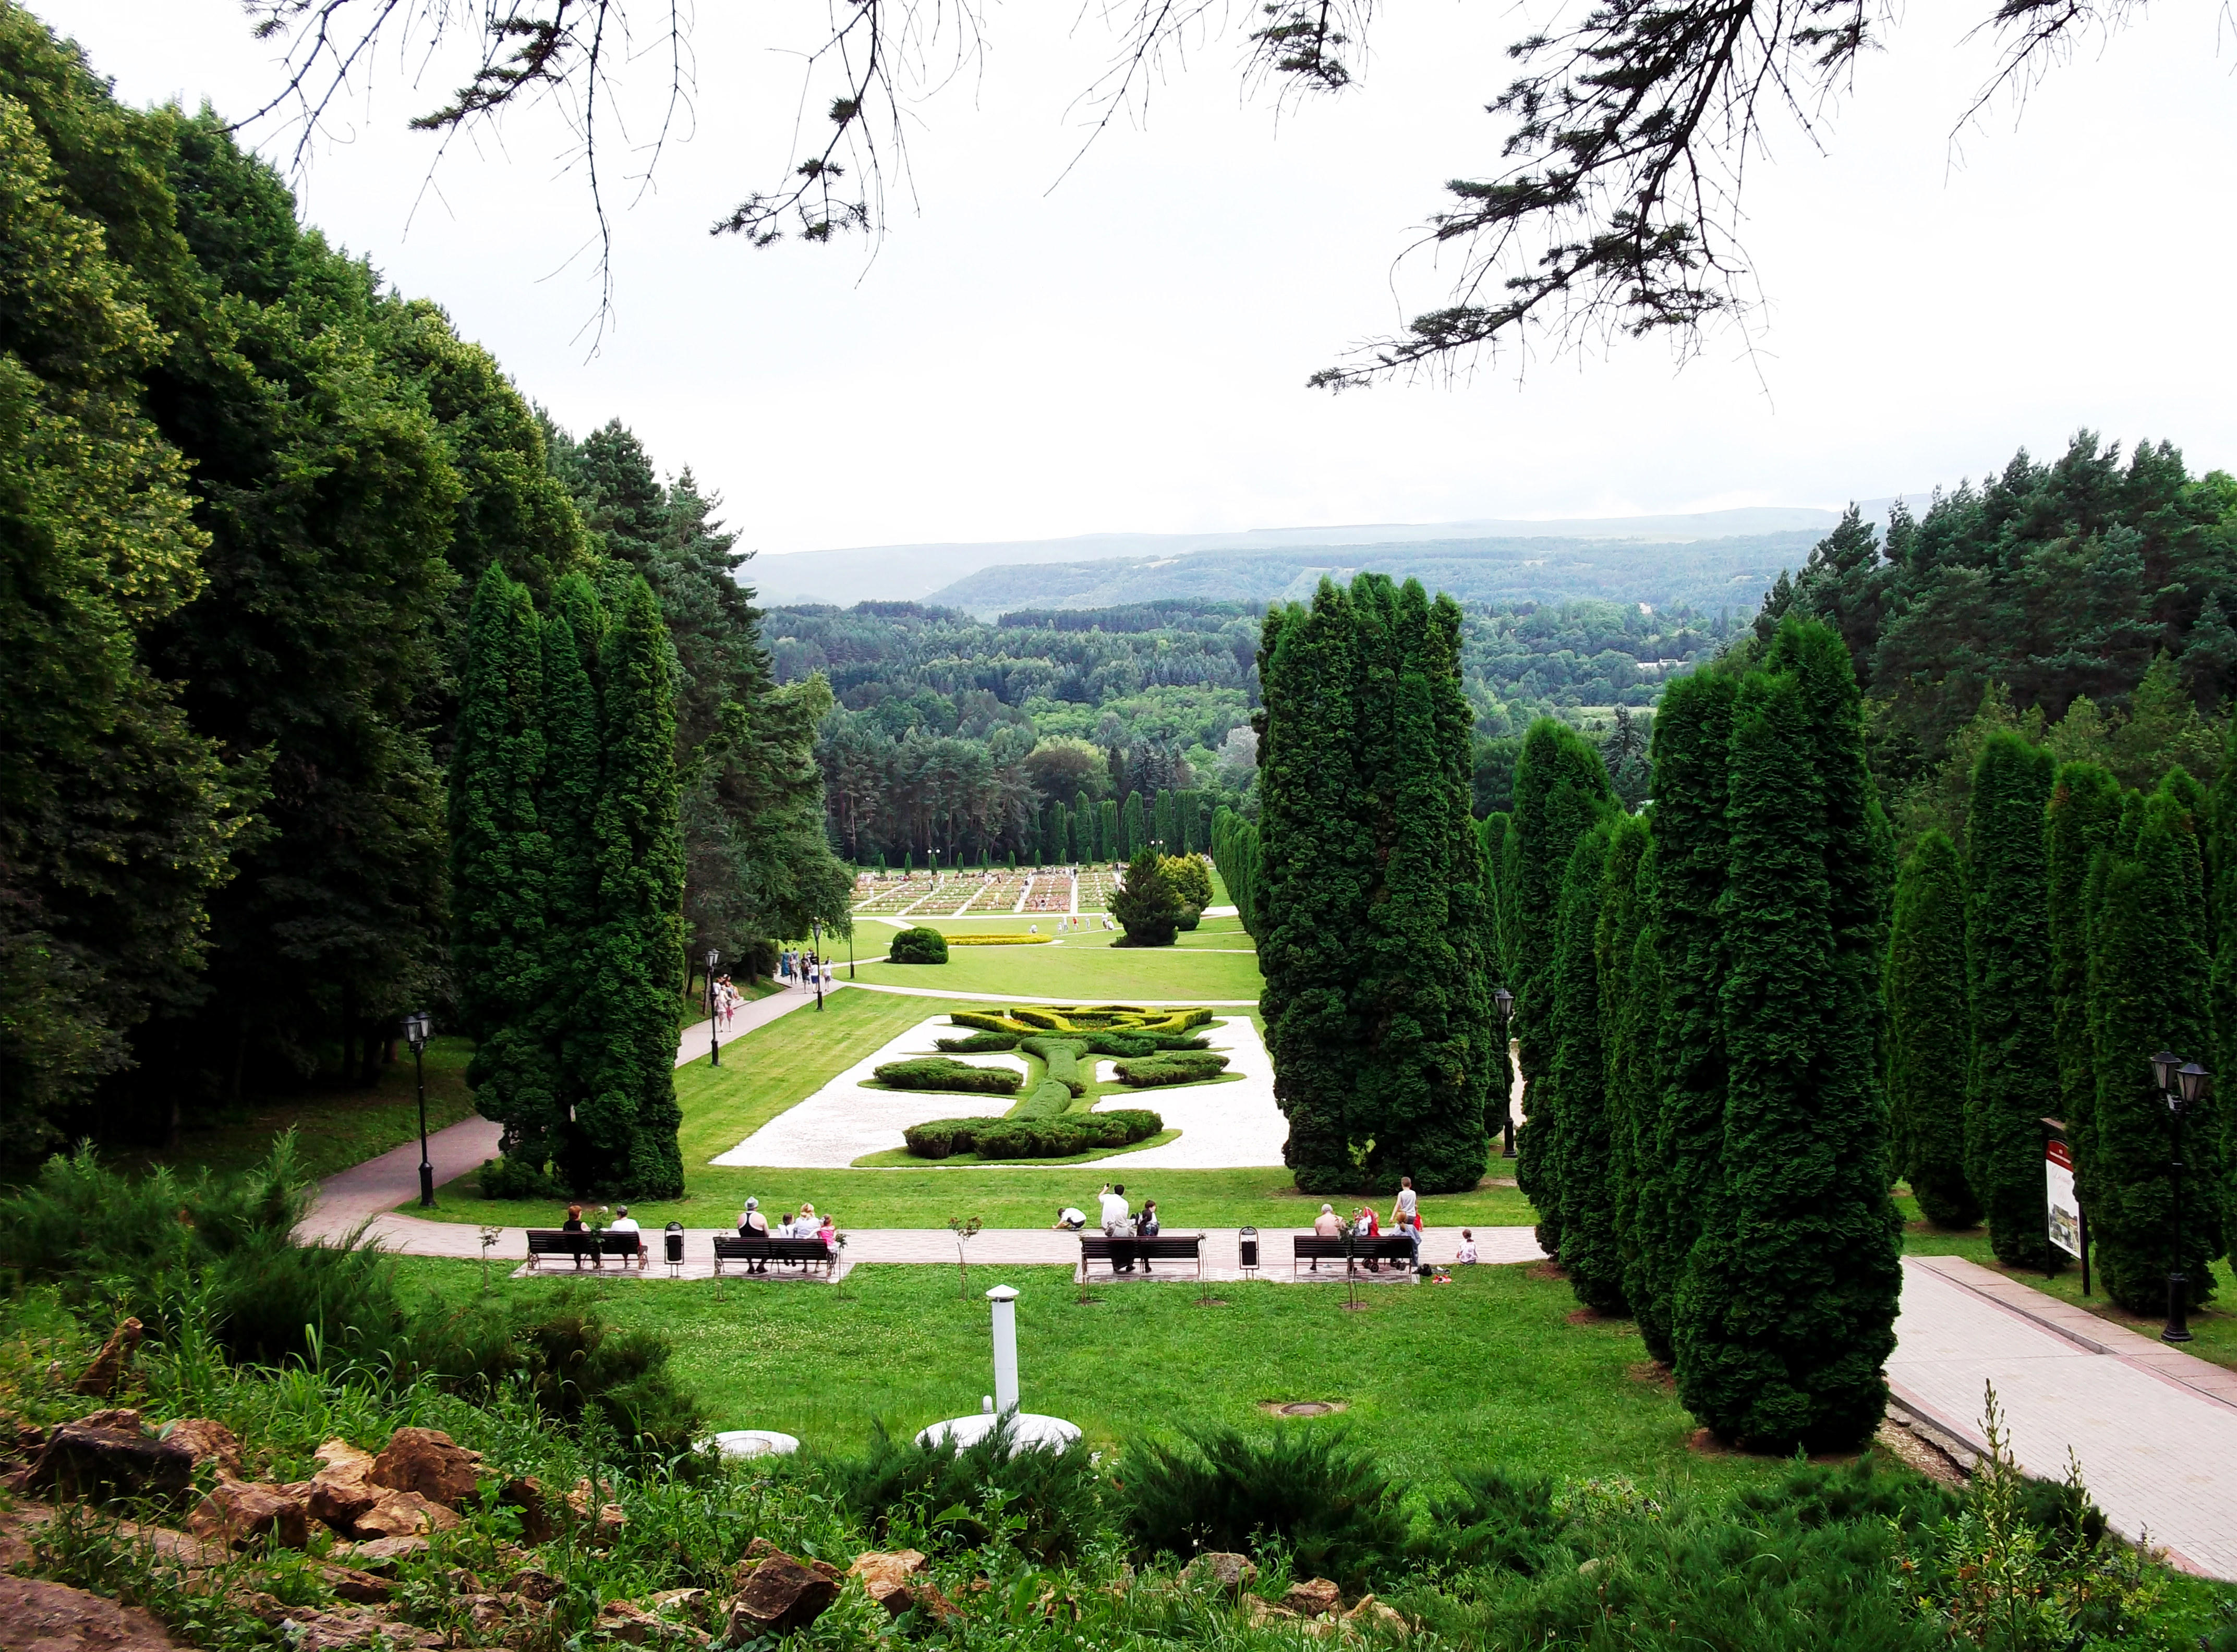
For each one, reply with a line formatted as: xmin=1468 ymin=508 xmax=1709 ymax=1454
xmin=1309 ymin=1202 xmax=1341 ymax=1271
xmin=1135 ymin=1198 xmax=1161 ymax=1274
xmin=1455 ymin=1230 xmax=1478 ymax=1265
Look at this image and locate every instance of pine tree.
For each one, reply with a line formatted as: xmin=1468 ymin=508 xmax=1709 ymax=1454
xmin=1965 ymin=733 xmax=2060 ymax=1266
xmin=571 ymin=575 xmax=685 ymax=1198
xmin=1507 ymin=719 xmax=1617 ymax=1254
xmin=1545 ymin=825 xmax=1622 ymax=1309
xmin=1594 ymin=815 xmax=1654 ymax=1318
xmin=1888 ymin=831 xmax=1978 ymax=1229
xmin=1676 ymin=621 xmax=1900 ymax=1449
xmin=2046 ymin=761 xmax=2125 ymax=1217
xmin=2087 ymin=786 xmax=2222 ymax=1313
xmin=1634 ymin=671 xmax=1735 ymax=1364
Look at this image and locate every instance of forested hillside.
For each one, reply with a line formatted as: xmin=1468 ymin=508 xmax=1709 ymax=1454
xmin=0 ymin=7 xmax=844 ymax=1155
xmin=775 ymin=597 xmax=1731 ymax=861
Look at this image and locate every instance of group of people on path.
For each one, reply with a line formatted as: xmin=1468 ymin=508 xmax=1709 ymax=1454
xmin=779 ymin=950 xmax=831 ymax=991
xmin=1052 ymin=1182 xmax=1163 ymax=1271
xmin=711 ymin=975 xmax=743 ymax=1030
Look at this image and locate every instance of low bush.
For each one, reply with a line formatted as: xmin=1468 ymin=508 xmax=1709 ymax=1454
xmin=1080 ymin=1030 xmax=1211 ymax=1057
xmin=1113 ymin=1051 xmax=1229 ymax=1087
xmin=874 ymin=1057 xmax=1021 ymax=1095
xmin=902 ymin=1109 xmax=1162 ymax=1160
xmin=1176 ymin=905 xmax=1203 ymax=931
xmin=1162 ymin=853 xmax=1214 ymax=910
xmin=1421 ymin=1464 xmax=1569 ymax=1575
xmin=889 ymin=926 xmax=949 ymax=964
xmin=440 ymin=1296 xmax=702 ymax=1458
xmin=1008 ymin=1079 xmax=1077 ymax=1119
xmin=1020 ymin=1035 xmax=1089 ymax=1097
xmin=823 ymin=1418 xmax=1105 ymax=1562
xmin=1122 ymin=1425 xmax=1410 ymax=1592
xmin=477 ymin=1155 xmax=566 ymax=1200
xmin=935 ymin=1030 xmax=1021 ymax=1052
xmin=948 ymin=1005 xmax=1212 ymax=1037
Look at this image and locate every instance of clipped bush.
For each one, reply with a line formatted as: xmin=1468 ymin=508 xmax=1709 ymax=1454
xmin=1122 ymin=1425 xmax=1410 ymax=1591
xmin=902 ymin=1109 xmax=1162 ymax=1160
xmin=889 ymin=926 xmax=949 ymax=964
xmin=947 ymin=1004 xmax=1212 ymax=1037
xmin=1176 ymin=905 xmax=1203 ymax=931
xmin=1020 ymin=1035 xmax=1090 ymax=1097
xmin=874 ymin=1058 xmax=1021 ymax=1095
xmin=1113 ymin=1051 xmax=1229 ymax=1087
xmin=826 ymin=1418 xmax=1105 ymax=1562
xmin=935 ymin=1030 xmax=1021 ymax=1053
xmin=1162 ymin=853 xmax=1214 ymax=910
xmin=1082 ymin=1031 xmax=1210 ymax=1057
xmin=1009 ymin=1079 xmax=1077 ymax=1119
xmin=478 ymin=1155 xmax=566 ymax=1200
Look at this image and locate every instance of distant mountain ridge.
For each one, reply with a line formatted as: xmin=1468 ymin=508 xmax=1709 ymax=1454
xmin=749 ymin=506 xmax=1864 ymax=610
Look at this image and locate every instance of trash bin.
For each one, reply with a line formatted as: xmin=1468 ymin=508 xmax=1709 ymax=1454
xmin=1238 ymin=1225 xmax=1259 ymax=1271
xmin=664 ymin=1221 xmax=685 ymax=1272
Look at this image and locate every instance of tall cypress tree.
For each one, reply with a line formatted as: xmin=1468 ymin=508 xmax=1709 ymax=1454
xmin=1632 ymin=671 xmax=1736 ymax=1364
xmin=2211 ymin=723 xmax=2237 ymax=1264
xmin=2087 ymin=786 xmax=2222 ymax=1313
xmin=1545 ymin=824 xmax=1623 ymax=1310
xmin=1507 ymin=719 xmax=1616 ymax=1254
xmin=1965 ymin=733 xmax=2060 ymax=1266
xmin=1676 ymin=620 xmax=1900 ymax=1449
xmin=1479 ymin=811 xmax=1516 ymax=1139
xmin=1595 ymin=815 xmax=1654 ymax=1318
xmin=1121 ymin=792 xmax=1145 ymax=859
xmin=1889 ymin=831 xmax=1979 ymax=1229
xmin=2046 ymin=762 xmax=2125 ymax=1217
xmin=451 ymin=566 xmax=556 ymax=1169
xmin=572 ymin=575 xmax=685 ymax=1198
xmin=1154 ymin=788 xmax=1176 ymax=852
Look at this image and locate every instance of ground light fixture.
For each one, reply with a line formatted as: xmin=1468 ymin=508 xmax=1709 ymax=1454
xmin=404 ymin=1009 xmax=433 ymax=1208
xmin=916 ymin=1285 xmax=1081 ymax=1456
xmin=2149 ymin=1051 xmax=2210 ymax=1343
xmin=1494 ymin=987 xmax=1517 ymax=1158
xmin=706 ymin=948 xmax=721 ymax=1067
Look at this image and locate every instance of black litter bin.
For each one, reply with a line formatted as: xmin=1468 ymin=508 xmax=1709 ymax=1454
xmin=1238 ymin=1225 xmax=1259 ymax=1271
xmin=664 ymin=1221 xmax=685 ymax=1272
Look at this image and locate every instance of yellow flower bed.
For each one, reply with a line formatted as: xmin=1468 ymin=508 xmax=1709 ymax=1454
xmin=942 ymin=933 xmax=1056 ymax=946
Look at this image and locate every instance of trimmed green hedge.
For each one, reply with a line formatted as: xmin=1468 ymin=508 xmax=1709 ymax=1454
xmin=1020 ymin=1035 xmax=1090 ymax=1097
xmin=873 ymin=1057 xmax=1021 ymax=1095
xmin=1113 ymin=1051 xmax=1230 ymax=1087
xmin=936 ymin=1031 xmax=1021 ymax=1052
xmin=903 ymin=1109 xmax=1164 ymax=1161
xmin=890 ymin=926 xmax=949 ymax=964
xmin=1009 ymin=1079 xmax=1077 ymax=1119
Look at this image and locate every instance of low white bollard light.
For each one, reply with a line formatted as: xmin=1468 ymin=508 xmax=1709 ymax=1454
xmin=916 ymin=1284 xmax=1081 ymax=1456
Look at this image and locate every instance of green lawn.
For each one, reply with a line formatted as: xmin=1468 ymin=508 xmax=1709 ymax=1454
xmin=852 ymin=940 xmax=1262 ymax=1000
xmin=395 ymin=1255 xmax=1767 ymax=1495
xmin=417 ymin=986 xmax=1533 ymax=1231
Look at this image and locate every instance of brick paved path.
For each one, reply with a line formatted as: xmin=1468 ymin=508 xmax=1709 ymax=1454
xmin=1889 ymin=1255 xmax=2237 ymax=1579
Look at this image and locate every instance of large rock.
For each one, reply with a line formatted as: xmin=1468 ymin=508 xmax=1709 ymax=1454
xmin=497 ymin=1477 xmax=553 ymax=1544
xmin=367 ymin=1429 xmax=481 ymax=1508
xmin=595 ymin=1602 xmax=710 ymax=1647
xmin=724 ymin=1550 xmax=842 ymax=1638
xmin=845 ymin=1550 xmax=927 ymax=1615
xmin=1344 ymin=1595 xmax=1410 ymax=1635
xmin=188 ymin=1479 xmax=310 ymax=1549
xmin=564 ymin=1480 xmax=626 ymax=1546
xmin=15 ymin=1419 xmax=194 ymax=1502
xmin=305 ymin=1441 xmax=380 ymax=1530
xmin=1183 ymin=1552 xmax=1258 ymax=1594
xmin=1282 ymin=1579 xmax=1344 ymax=1619
xmin=348 ymin=1489 xmax=458 ymax=1540
xmin=156 ymin=1420 xmax=242 ymax=1478
xmin=248 ymin=1597 xmax=442 ymax=1652
xmin=75 ymin=1321 xmax=143 ymax=1400
xmin=332 ymin=1536 xmax=430 ymax=1573
xmin=0 ymin=1574 xmax=181 ymax=1652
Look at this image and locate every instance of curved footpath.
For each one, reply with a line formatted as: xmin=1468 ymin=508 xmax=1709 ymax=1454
xmin=299 ymin=982 xmax=2237 ymax=1583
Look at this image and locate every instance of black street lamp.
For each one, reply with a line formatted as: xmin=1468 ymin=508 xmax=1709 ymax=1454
xmin=706 ymin=948 xmax=721 ymax=1067
xmin=2149 ymin=1050 xmax=2209 ymax=1344
xmin=404 ymin=1010 xmax=433 ymax=1207
xmin=1494 ymin=987 xmax=1517 ymax=1158
xmin=812 ymin=919 xmax=825 ymax=1012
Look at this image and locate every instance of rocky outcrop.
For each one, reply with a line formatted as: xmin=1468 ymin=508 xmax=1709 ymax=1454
xmin=367 ymin=1429 xmax=482 ymax=1508
xmin=14 ymin=1416 xmax=195 ymax=1502
xmin=0 ymin=1574 xmax=182 ymax=1652
xmin=724 ymin=1547 xmax=842 ymax=1638
xmin=847 ymin=1549 xmax=933 ymax=1617
xmin=1283 ymin=1578 xmax=1344 ymax=1618
xmin=1183 ymin=1551 xmax=1258 ymax=1594
xmin=155 ymin=1420 xmax=241 ymax=1478
xmin=188 ymin=1480 xmax=310 ymax=1550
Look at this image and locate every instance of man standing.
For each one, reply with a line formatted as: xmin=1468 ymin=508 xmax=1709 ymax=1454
xmin=1098 ymin=1182 xmax=1135 ymax=1273
xmin=1392 ymin=1176 xmax=1421 ymax=1270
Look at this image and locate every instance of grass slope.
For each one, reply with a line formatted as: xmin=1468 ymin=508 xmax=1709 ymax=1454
xmin=853 ymin=942 xmax=1262 ymax=1000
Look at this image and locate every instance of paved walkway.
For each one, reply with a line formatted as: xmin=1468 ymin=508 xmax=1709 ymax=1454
xmin=1888 ymin=1255 xmax=2237 ymax=1578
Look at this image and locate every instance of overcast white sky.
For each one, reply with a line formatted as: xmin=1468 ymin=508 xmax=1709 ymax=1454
xmin=32 ymin=1 xmax=2237 ymax=555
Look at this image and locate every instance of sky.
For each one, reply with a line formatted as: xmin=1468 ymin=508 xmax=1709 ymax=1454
xmin=33 ymin=1 xmax=2237 ymax=557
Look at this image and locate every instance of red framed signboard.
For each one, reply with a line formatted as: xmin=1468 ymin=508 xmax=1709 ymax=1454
xmin=2046 ymin=1136 xmax=2081 ymax=1259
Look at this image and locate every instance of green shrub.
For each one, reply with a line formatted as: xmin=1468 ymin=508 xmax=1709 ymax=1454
xmin=902 ymin=1117 xmax=982 ymax=1159
xmin=1113 ymin=1051 xmax=1229 ymax=1087
xmin=1422 ymin=1465 xmax=1569 ymax=1575
xmin=1122 ymin=1425 xmax=1409 ymax=1591
xmin=889 ymin=926 xmax=949 ymax=964
xmin=1020 ymin=1035 xmax=1089 ymax=1097
xmin=478 ymin=1155 xmax=566 ymax=1200
xmin=824 ymin=1418 xmax=1104 ymax=1562
xmin=1111 ymin=849 xmax=1183 ymax=947
xmin=1162 ymin=853 xmax=1213 ymax=910
xmin=1080 ymin=1031 xmax=1209 ymax=1058
xmin=874 ymin=1057 xmax=1021 ymax=1095
xmin=936 ymin=1030 xmax=1020 ymax=1052
xmin=1008 ymin=1079 xmax=1077 ymax=1119
xmin=439 ymin=1297 xmax=701 ymax=1460
xmin=1176 ymin=905 xmax=1202 ymax=931
xmin=902 ymin=1109 xmax=1162 ymax=1160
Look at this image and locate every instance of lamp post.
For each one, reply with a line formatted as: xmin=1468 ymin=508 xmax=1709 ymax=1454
xmin=706 ymin=948 xmax=721 ymax=1067
xmin=1494 ymin=988 xmax=1517 ymax=1158
xmin=812 ymin=919 xmax=825 ymax=1012
xmin=404 ymin=1010 xmax=433 ymax=1207
xmin=848 ymin=922 xmax=856 ymax=982
xmin=2149 ymin=1050 xmax=2209 ymax=1343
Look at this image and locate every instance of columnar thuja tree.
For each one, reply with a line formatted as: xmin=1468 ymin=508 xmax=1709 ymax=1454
xmin=1965 ymin=733 xmax=2059 ymax=1265
xmin=1256 ymin=574 xmax=1491 ymax=1194
xmin=1542 ymin=822 xmax=1625 ymax=1313
xmin=1595 ymin=815 xmax=1656 ymax=1320
xmin=1631 ymin=672 xmax=1733 ymax=1365
xmin=1121 ymin=792 xmax=1145 ymax=860
xmin=1888 ymin=832 xmax=1978 ymax=1229
xmin=451 ymin=564 xmax=687 ymax=1198
xmin=1506 ymin=719 xmax=1617 ymax=1254
xmin=1478 ymin=810 xmax=1515 ymax=1139
xmin=2087 ymin=782 xmax=2222 ymax=1313
xmin=1675 ymin=620 xmax=1900 ymax=1450
xmin=2046 ymin=761 xmax=2124 ymax=1193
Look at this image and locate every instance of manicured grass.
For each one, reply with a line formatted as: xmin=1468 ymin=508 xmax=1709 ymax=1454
xmin=1894 ymin=1189 xmax=2237 ymax=1370
xmin=848 ymin=1128 xmax=1182 ymax=1168
xmin=111 ymin=1034 xmax=480 ymax=1182
xmin=394 ymin=1255 xmax=1773 ymax=1496
xmin=854 ymin=941 xmax=1262 ymax=1000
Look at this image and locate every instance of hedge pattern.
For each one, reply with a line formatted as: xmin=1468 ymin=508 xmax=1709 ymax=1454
xmin=949 ymin=1005 xmax=1214 ymax=1037
xmin=904 ymin=1109 xmax=1164 ymax=1160
xmin=873 ymin=1058 xmax=1022 ymax=1095
xmin=1111 ymin=1051 xmax=1230 ymax=1086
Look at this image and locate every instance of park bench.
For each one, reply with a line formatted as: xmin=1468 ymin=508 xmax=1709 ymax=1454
xmin=524 ymin=1229 xmax=646 ymax=1271
xmin=1077 ymin=1233 xmax=1204 ymax=1281
xmin=712 ymin=1234 xmax=837 ymax=1278
xmin=1291 ymin=1234 xmax=1417 ymax=1278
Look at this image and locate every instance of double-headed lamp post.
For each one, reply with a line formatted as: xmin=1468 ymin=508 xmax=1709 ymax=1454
xmin=404 ymin=1010 xmax=433 ymax=1208
xmin=706 ymin=948 xmax=721 ymax=1067
xmin=1493 ymin=988 xmax=1517 ymax=1158
xmin=2149 ymin=1050 xmax=2210 ymax=1344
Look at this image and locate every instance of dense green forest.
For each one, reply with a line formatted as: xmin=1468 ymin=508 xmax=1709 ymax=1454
xmin=0 ymin=5 xmax=843 ymax=1156
xmin=776 ymin=596 xmax=1729 ymax=860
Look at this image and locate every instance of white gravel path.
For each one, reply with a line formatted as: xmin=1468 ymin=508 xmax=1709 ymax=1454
xmin=1081 ymin=1017 xmax=1286 ymax=1168
xmin=710 ymin=1023 xmax=1023 ymax=1168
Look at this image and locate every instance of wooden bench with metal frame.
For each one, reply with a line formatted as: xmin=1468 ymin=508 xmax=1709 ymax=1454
xmin=1291 ymin=1234 xmax=1416 ymax=1278
xmin=1077 ymin=1233 xmax=1204 ymax=1281
xmin=711 ymin=1234 xmax=837 ymax=1278
xmin=524 ymin=1229 xmax=646 ymax=1271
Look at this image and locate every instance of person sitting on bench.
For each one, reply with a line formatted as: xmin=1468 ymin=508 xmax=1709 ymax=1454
xmin=562 ymin=1204 xmax=585 ymax=1233
xmin=1136 ymin=1199 xmax=1162 ymax=1274
xmin=1310 ymin=1203 xmax=1340 ymax=1270
xmin=738 ymin=1197 xmax=769 ymax=1273
xmin=609 ymin=1205 xmax=644 ymax=1265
